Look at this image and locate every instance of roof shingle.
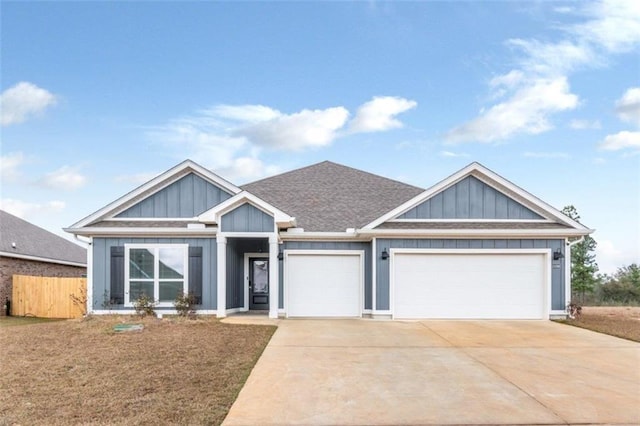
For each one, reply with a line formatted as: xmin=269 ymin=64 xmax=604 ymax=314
xmin=0 ymin=210 xmax=86 ymax=265
xmin=242 ymin=161 xmax=424 ymax=232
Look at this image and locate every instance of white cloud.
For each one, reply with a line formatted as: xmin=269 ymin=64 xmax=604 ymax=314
xmin=523 ymin=151 xmax=570 ymax=159
xmin=445 ymin=78 xmax=578 ymax=143
xmin=615 ymin=87 xmax=640 ymax=126
xmin=38 ymin=166 xmax=87 ymax=190
xmin=599 ymin=130 xmax=640 ymax=151
xmin=439 ymin=151 xmax=469 ymax=158
xmin=596 ymin=239 xmax=639 ymax=274
xmin=348 ymin=96 xmax=417 ymax=133
xmin=0 ymin=198 xmax=65 ymax=218
xmin=237 ymin=107 xmax=350 ymax=150
xmin=206 ymin=104 xmax=281 ymax=123
xmin=0 ymin=82 xmax=57 ymax=126
xmin=0 ymin=152 xmax=25 ymax=181
xmin=114 ymin=172 xmax=161 ymax=185
xmin=445 ymin=0 xmax=640 ymax=144
xmin=215 ymin=157 xmax=281 ymax=184
xmin=575 ymin=0 xmax=640 ymax=53
xmin=569 ymin=119 xmax=601 ymax=129
xmin=507 ymin=38 xmax=595 ymax=76
xmin=150 ymin=97 xmax=414 ymax=181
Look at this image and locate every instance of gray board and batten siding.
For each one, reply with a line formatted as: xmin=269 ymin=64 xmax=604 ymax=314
xmin=92 ymin=238 xmax=217 ymax=310
xmin=375 ymin=238 xmax=566 ymax=311
xmin=116 ymin=173 xmax=233 ymax=218
xmin=280 ymin=241 xmax=373 ymax=311
xmin=398 ymin=176 xmax=543 ymax=220
xmin=221 ymin=203 xmax=275 ymax=233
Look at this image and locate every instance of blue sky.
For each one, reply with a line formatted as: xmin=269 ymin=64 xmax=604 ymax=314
xmin=1 ymin=1 xmax=638 ymax=274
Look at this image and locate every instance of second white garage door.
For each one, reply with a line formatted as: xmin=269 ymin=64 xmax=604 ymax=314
xmin=392 ymin=250 xmax=548 ymax=319
xmin=285 ymin=251 xmax=363 ymax=318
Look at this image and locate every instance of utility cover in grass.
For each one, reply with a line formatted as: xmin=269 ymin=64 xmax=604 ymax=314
xmin=113 ymin=324 xmax=144 ymax=332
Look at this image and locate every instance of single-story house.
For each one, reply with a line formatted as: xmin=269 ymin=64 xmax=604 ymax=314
xmin=65 ymin=160 xmax=592 ymax=319
xmin=0 ymin=210 xmax=87 ymax=315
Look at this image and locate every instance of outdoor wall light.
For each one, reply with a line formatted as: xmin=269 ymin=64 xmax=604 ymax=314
xmin=278 ymin=251 xmax=284 ymax=261
xmin=381 ymin=249 xmax=389 ymax=260
xmin=553 ymin=249 xmax=564 ymax=260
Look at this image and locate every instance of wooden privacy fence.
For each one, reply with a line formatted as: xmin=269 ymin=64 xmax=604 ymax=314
xmin=12 ymin=275 xmax=86 ymax=318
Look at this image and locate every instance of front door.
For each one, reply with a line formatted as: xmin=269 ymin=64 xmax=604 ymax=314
xmin=249 ymin=258 xmax=269 ymax=310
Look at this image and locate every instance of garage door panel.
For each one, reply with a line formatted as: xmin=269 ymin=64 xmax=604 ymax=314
xmin=287 ymin=253 xmax=362 ymax=317
xmin=393 ymin=253 xmax=546 ymax=319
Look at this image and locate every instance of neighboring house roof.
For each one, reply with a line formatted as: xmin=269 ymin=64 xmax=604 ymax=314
xmin=0 ymin=210 xmax=86 ymax=266
xmin=242 ymin=161 xmax=425 ymax=232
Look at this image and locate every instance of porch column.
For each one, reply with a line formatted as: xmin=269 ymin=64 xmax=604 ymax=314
xmin=269 ymin=235 xmax=279 ymax=319
xmin=216 ymin=235 xmax=227 ymax=318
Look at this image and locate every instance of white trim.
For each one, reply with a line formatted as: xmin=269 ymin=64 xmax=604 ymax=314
xmin=280 ymin=231 xmax=368 ymax=241
xmin=64 ymin=227 xmax=217 ymax=237
xmin=565 ymin=240 xmax=572 ymax=307
xmin=218 ymin=231 xmax=279 ymax=239
xmin=123 ymin=244 xmax=189 ymax=308
xmin=389 ymin=248 xmax=552 ymax=320
xmin=244 ymin=252 xmax=269 ymax=312
xmin=0 ymin=251 xmax=87 ymax=267
xmin=268 ymin=235 xmax=280 ymax=319
xmin=388 ymin=218 xmax=554 ymax=223
xmin=68 ymin=160 xmax=241 ymax=230
xmin=198 ymin=191 xmax=296 ymax=229
xmin=217 ymin=236 xmax=227 ymax=318
xmin=372 ymin=237 xmax=377 ymax=314
xmin=363 ymin=162 xmax=593 ymax=232
xmin=107 ymin=217 xmax=198 ymax=222
xmin=86 ymin=237 xmax=94 ymax=314
xmin=357 ymin=228 xmax=590 ymax=238
xmin=284 ymin=249 xmax=365 ymax=318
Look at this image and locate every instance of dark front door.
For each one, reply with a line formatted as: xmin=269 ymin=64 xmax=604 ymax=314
xmin=249 ymin=258 xmax=269 ymax=310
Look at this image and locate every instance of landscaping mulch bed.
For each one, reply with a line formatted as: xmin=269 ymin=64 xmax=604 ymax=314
xmin=557 ymin=306 xmax=640 ymax=342
xmin=0 ymin=316 xmax=276 ymax=425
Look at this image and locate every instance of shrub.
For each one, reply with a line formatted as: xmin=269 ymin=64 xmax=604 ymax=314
xmin=132 ymin=293 xmax=156 ymax=317
xmin=174 ymin=293 xmax=197 ymax=318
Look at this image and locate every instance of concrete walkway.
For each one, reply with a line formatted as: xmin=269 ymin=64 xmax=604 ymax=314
xmin=222 ymin=319 xmax=640 ymax=426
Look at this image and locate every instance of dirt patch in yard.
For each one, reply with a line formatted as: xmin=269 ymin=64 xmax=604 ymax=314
xmin=0 ymin=316 xmax=276 ymax=425
xmin=557 ymin=306 xmax=640 ymax=342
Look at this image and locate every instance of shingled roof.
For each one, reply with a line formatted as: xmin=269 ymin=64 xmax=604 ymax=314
xmin=242 ymin=161 xmax=424 ymax=232
xmin=0 ymin=210 xmax=86 ymax=266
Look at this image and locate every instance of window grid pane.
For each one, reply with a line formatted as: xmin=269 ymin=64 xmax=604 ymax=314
xmin=130 ymin=249 xmax=155 ymax=279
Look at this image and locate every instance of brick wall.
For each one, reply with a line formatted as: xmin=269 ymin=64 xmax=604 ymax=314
xmin=0 ymin=257 xmax=86 ymax=316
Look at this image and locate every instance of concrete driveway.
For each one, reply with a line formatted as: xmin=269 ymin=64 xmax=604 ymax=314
xmin=222 ymin=319 xmax=640 ymax=426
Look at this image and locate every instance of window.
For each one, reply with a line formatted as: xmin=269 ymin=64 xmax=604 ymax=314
xmin=124 ymin=244 xmax=188 ymax=307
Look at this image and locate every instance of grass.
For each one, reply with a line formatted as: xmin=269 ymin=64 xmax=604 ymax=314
xmin=0 ymin=316 xmax=66 ymax=327
xmin=0 ymin=315 xmax=276 ymax=425
xmin=556 ymin=306 xmax=640 ymax=342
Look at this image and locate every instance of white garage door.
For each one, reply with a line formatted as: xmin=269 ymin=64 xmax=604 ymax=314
xmin=393 ymin=251 xmax=547 ymax=319
xmin=286 ymin=251 xmax=362 ymax=317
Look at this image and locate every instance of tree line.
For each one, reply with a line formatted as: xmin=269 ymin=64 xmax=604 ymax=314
xmin=562 ymin=205 xmax=640 ymax=305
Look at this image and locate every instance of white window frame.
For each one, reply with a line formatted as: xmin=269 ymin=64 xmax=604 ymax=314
xmin=124 ymin=244 xmax=189 ymax=307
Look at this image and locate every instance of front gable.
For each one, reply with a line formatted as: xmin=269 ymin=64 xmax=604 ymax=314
xmin=67 ymin=160 xmax=242 ymax=230
xmin=220 ymin=203 xmax=275 ymax=232
xmin=364 ymin=162 xmax=591 ymax=234
xmin=116 ymin=173 xmax=233 ymax=218
xmin=397 ymin=176 xmax=543 ymax=220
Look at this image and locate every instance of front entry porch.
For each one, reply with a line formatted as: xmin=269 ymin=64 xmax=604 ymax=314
xmin=216 ymin=235 xmax=279 ymax=318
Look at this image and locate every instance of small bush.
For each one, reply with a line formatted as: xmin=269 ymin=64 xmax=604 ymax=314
xmin=132 ymin=293 xmax=156 ymax=317
xmin=174 ymin=293 xmax=197 ymax=318
xmin=566 ymin=301 xmax=582 ymax=319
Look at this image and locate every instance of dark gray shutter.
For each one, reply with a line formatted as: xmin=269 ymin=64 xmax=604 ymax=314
xmin=188 ymin=247 xmax=203 ymax=305
xmin=110 ymin=246 xmax=125 ymax=304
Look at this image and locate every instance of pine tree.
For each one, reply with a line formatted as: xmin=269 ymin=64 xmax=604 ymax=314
xmin=562 ymin=205 xmax=599 ymax=303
